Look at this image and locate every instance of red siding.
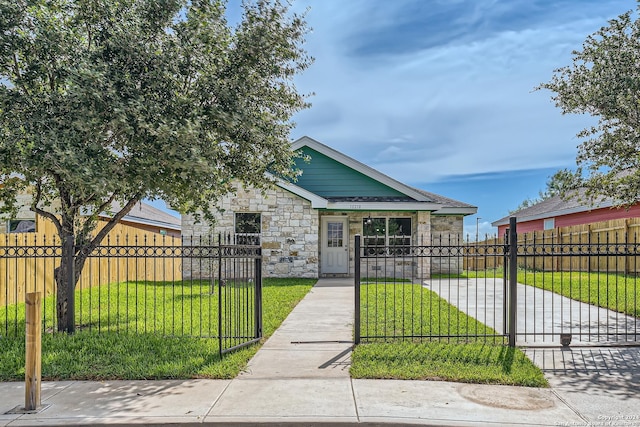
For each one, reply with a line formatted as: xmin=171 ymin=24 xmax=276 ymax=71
xmin=498 ymin=204 xmax=640 ymax=236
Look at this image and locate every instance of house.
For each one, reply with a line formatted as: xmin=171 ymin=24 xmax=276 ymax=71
xmin=105 ymin=201 xmax=182 ymax=238
xmin=182 ymin=136 xmax=476 ymax=279
xmin=1 ymin=197 xmax=181 ymax=238
xmin=491 ymin=192 xmax=640 ymax=236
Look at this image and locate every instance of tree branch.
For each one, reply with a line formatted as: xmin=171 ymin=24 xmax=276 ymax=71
xmin=85 ymin=195 xmax=142 ymax=252
xmin=31 ymin=179 xmax=63 ymax=235
xmin=12 ymin=53 xmax=21 ymax=80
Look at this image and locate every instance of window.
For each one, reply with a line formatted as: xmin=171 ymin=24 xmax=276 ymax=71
xmin=235 ymin=213 xmax=261 ymax=244
xmin=326 ymin=221 xmax=344 ymax=248
xmin=543 ymin=218 xmax=555 ymax=230
xmin=363 ymin=217 xmax=411 ymax=254
xmin=8 ymin=219 xmax=36 ymax=233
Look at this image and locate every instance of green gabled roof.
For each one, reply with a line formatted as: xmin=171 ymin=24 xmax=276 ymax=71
xmin=293 ymin=147 xmax=410 ymax=199
xmin=290 ymin=136 xmax=432 ymax=202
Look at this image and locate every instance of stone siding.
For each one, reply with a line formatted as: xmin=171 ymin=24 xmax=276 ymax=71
xmin=181 ymin=185 xmax=465 ymax=279
xmin=430 ymin=215 xmax=464 ymax=274
xmin=182 ymin=184 xmax=319 ymax=279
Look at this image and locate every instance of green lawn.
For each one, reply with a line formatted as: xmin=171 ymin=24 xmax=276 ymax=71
xmin=4 ymin=279 xmax=271 ymax=337
xmin=516 ymin=270 xmax=640 ymax=317
xmin=0 ymin=278 xmax=316 ymax=381
xmin=352 ymin=281 xmax=548 ymax=387
xmin=1 ymin=276 xmax=549 ymax=387
xmin=351 ymin=341 xmax=547 ymax=387
xmin=358 ymin=282 xmax=499 ymax=341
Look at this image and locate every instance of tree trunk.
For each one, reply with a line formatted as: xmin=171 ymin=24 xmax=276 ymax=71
xmin=55 ymin=235 xmax=76 ymax=333
xmin=53 ymin=197 xmax=140 ymax=333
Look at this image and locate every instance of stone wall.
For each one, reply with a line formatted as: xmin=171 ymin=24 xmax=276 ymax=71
xmin=181 ymin=186 xmax=465 ymax=279
xmin=182 ymin=184 xmax=319 ymax=279
xmin=430 ymin=215 xmax=464 ymax=274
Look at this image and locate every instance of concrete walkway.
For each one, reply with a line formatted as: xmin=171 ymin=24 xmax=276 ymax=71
xmin=425 ymin=278 xmax=640 ymax=345
xmin=2 ymin=278 xmax=640 ymax=426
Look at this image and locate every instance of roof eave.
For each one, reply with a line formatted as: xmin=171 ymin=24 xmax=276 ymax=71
xmin=325 ymin=201 xmax=443 ymax=211
xmin=98 ymin=214 xmax=181 ymax=231
xmin=275 ymin=177 xmax=329 ymax=208
xmin=432 ymin=207 xmax=478 ymax=216
xmin=491 ymin=201 xmax=616 ymax=227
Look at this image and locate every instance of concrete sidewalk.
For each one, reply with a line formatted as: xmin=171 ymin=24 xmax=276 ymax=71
xmin=2 ymin=278 xmax=640 ymax=426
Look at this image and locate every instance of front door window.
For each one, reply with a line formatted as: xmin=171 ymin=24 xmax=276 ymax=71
xmin=327 ymin=221 xmax=344 ymax=247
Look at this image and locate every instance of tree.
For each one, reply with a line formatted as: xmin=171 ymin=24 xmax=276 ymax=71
xmin=537 ymin=4 xmax=640 ymax=206
xmin=0 ymin=0 xmax=311 ymax=332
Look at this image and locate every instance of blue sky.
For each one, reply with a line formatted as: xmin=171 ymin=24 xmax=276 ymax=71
xmin=157 ymin=0 xmax=635 ymax=239
xmin=282 ymin=0 xmax=635 ymax=239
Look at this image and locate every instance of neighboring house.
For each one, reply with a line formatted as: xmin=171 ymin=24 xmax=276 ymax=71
xmin=106 ymin=201 xmax=182 ymax=238
xmin=492 ymin=192 xmax=640 ymax=236
xmin=1 ymin=197 xmax=181 ymax=238
xmin=0 ymin=190 xmax=41 ymax=234
xmin=182 ymin=136 xmax=476 ymax=279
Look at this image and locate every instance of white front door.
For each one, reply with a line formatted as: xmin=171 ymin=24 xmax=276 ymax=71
xmin=321 ymin=217 xmax=349 ymax=274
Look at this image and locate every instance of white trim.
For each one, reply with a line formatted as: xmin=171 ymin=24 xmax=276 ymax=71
xmin=275 ymin=173 xmax=475 ymax=215
xmin=326 ymin=201 xmax=443 ymax=211
xmin=274 ymin=177 xmax=328 ymax=208
xmin=292 ymin=136 xmax=432 ymax=202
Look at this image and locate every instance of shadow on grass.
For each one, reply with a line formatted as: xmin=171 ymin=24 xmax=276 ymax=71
xmin=0 ymin=331 xmax=256 ymax=381
xmin=350 ymin=341 xmax=548 ymax=388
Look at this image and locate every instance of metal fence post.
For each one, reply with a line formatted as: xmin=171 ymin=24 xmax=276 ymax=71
xmin=254 ymin=247 xmax=263 ymax=339
xmin=508 ymin=217 xmax=517 ymax=347
xmin=354 ymin=235 xmax=361 ymax=345
xmin=64 ymin=235 xmax=75 ymax=334
xmin=217 ymin=234 xmax=223 ymax=357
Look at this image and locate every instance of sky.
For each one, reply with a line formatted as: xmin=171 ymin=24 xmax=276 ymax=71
xmin=282 ymin=0 xmax=635 ymax=239
xmin=157 ymin=0 xmax=636 ymax=239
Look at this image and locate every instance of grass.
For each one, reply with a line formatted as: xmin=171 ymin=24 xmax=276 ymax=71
xmin=516 ymin=270 xmax=640 ymax=317
xmin=0 ymin=278 xmax=316 ymax=381
xmin=465 ymin=267 xmax=640 ymax=318
xmin=359 ymin=281 xmax=498 ymax=340
xmin=3 ymin=279 xmax=270 ymax=337
xmin=2 ymin=276 xmax=549 ymax=387
xmin=353 ymin=280 xmax=548 ymax=387
xmin=351 ymin=341 xmax=548 ymax=387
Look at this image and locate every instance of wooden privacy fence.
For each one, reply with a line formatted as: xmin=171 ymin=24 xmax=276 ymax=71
xmin=465 ymin=218 xmax=640 ymax=274
xmin=0 ymin=216 xmax=181 ymax=307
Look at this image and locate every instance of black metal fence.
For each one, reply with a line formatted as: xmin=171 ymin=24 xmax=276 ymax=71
xmin=355 ymin=218 xmax=640 ymax=347
xmin=0 ymin=234 xmax=262 ymax=356
xmin=354 ymin=234 xmax=509 ymax=345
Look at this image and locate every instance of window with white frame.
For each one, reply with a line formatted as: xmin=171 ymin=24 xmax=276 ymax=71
xmin=235 ymin=213 xmax=261 ymax=244
xmin=363 ymin=217 xmax=411 ymax=253
xmin=8 ymin=219 xmax=36 ymax=233
xmin=543 ymin=218 xmax=555 ymax=230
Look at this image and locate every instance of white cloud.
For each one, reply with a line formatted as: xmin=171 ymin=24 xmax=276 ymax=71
xmin=290 ymin=0 xmax=631 ymax=184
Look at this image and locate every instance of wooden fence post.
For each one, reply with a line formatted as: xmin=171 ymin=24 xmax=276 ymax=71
xmin=25 ymin=292 xmax=42 ymax=411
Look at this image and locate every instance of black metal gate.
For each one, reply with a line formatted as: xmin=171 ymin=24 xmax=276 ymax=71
xmin=1 ymin=234 xmax=262 ymax=356
xmin=355 ymin=218 xmax=640 ymax=347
